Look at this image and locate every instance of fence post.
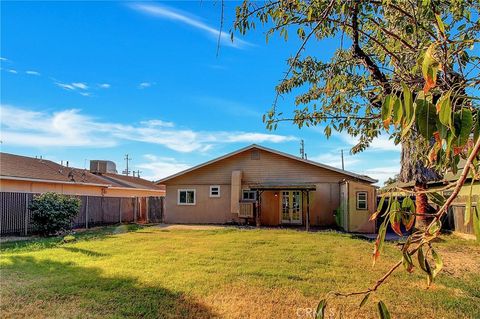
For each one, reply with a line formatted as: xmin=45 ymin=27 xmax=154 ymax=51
xmin=85 ymin=196 xmax=89 ymax=229
xmin=119 ymin=198 xmax=122 ymax=224
xmin=24 ymin=194 xmax=29 ymax=236
xmin=145 ymin=197 xmax=149 ymax=224
xmin=134 ymin=197 xmax=137 ymax=223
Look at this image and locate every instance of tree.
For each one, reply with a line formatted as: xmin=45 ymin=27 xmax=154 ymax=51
xmin=232 ymin=0 xmax=479 ymax=316
xmin=29 ymin=192 xmax=81 ymax=236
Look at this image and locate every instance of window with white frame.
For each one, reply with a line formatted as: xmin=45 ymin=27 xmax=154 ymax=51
xmin=210 ymin=185 xmax=220 ymax=198
xmin=242 ymin=190 xmax=256 ymax=200
xmin=356 ymin=192 xmax=368 ymax=210
xmin=178 ymin=189 xmax=196 ymax=205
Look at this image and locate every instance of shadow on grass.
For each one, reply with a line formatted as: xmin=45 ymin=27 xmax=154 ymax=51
xmin=1 ymin=256 xmax=216 ymax=318
xmin=61 ymin=247 xmax=108 ymax=257
xmin=0 ymin=224 xmax=146 ymax=253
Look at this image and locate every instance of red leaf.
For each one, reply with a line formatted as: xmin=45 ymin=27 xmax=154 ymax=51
xmin=391 ymin=221 xmax=402 ymax=236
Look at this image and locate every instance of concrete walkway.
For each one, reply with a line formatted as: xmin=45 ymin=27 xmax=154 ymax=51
xmin=154 ymin=224 xmax=230 ymax=231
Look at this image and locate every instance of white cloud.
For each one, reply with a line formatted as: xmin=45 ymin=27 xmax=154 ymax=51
xmin=308 ymin=152 xmax=360 ymax=169
xmin=138 ymin=82 xmax=153 ymax=89
xmin=140 ymin=119 xmax=175 ymax=128
xmin=130 ymin=3 xmax=251 ymax=49
xmin=98 ymin=83 xmax=111 ymax=89
xmin=25 ymin=70 xmax=41 ymax=76
xmin=334 ymin=131 xmax=401 ymax=152
xmin=79 ymin=92 xmax=92 ymax=97
xmin=71 ymin=82 xmax=88 ymax=90
xmin=360 ymin=166 xmax=400 ymax=186
xmin=8 ymin=69 xmax=17 ymax=74
xmin=0 ymin=57 xmax=8 ymax=61
xmin=137 ymin=154 xmax=191 ymax=180
xmin=0 ymin=104 xmax=296 ymax=152
xmin=55 ymin=82 xmax=76 ymax=90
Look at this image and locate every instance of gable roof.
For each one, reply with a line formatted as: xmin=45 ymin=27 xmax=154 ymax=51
xmin=157 ymin=144 xmax=377 ymax=184
xmin=0 ymin=152 xmax=164 ymax=190
xmin=0 ymin=153 xmax=110 ymax=186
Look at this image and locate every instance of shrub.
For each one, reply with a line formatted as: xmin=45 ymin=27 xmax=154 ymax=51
xmin=29 ymin=192 xmax=81 ymax=236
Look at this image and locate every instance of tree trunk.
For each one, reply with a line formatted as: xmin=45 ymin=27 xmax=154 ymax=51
xmin=414 ymin=181 xmax=429 ymax=231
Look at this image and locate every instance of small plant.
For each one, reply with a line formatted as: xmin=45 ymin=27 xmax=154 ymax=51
xmin=63 ymin=235 xmax=76 ymax=243
xmin=29 ymin=192 xmax=81 ymax=237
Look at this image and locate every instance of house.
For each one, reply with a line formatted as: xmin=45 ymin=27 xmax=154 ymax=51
xmin=380 ymin=164 xmax=479 ymax=240
xmin=0 ymin=153 xmax=165 ymax=197
xmin=158 ymin=144 xmax=378 ymax=233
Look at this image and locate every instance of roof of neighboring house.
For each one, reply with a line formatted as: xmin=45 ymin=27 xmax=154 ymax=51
xmin=0 ymin=153 xmax=110 ymax=186
xmin=99 ymin=173 xmax=164 ymax=190
xmin=0 ymin=152 xmax=163 ymax=190
xmin=157 ymin=144 xmax=377 ymax=184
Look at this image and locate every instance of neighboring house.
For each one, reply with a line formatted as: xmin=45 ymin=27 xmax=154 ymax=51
xmin=158 ymin=144 xmax=378 ymax=233
xmin=381 ymin=165 xmax=479 ymax=240
xmin=0 ymin=153 xmax=165 ymax=197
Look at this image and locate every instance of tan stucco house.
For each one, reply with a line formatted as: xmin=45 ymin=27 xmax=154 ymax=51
xmin=158 ymin=144 xmax=377 ymax=233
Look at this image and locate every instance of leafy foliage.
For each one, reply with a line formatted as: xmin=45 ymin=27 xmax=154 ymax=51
xmin=233 ymin=0 xmax=480 ymax=316
xmin=29 ymin=192 xmax=81 ymax=237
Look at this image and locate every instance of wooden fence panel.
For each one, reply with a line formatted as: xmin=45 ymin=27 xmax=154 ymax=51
xmin=452 ymin=205 xmax=476 ymax=235
xmin=121 ymin=198 xmax=135 ymax=223
xmin=148 ymin=197 xmax=163 ymax=223
xmin=1 ymin=192 xmax=164 ymax=236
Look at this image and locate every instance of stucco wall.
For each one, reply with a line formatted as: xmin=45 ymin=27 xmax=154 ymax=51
xmin=0 ymin=179 xmax=164 ymax=198
xmin=165 ymin=184 xmax=235 ymax=224
xmin=347 ymin=181 xmax=376 ymax=233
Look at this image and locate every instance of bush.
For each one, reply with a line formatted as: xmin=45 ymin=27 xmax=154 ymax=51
xmin=29 ymin=192 xmax=81 ymax=236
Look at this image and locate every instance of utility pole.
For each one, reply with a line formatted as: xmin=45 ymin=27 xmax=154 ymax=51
xmin=341 ymin=150 xmax=345 ymax=170
xmin=123 ymin=154 xmax=131 ymax=176
xmin=300 ymin=139 xmax=305 ymax=159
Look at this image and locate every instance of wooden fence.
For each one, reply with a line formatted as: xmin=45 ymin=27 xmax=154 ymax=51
xmin=0 ymin=192 xmax=164 ymax=236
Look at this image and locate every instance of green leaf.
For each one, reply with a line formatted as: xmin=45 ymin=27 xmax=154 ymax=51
xmin=402 ymin=251 xmax=414 ymax=273
xmin=435 ymin=14 xmax=445 ymax=34
xmin=473 ymin=206 xmax=480 ymax=243
xmin=377 ymin=301 xmax=391 ymax=319
xmin=428 ymin=219 xmax=442 ymax=236
xmin=422 ymin=43 xmax=439 ymax=93
xmin=465 ymin=178 xmax=475 ymax=226
xmin=431 ymin=248 xmax=443 ymax=278
xmin=426 ymin=192 xmax=446 ymax=207
xmin=474 ymin=110 xmax=480 ymax=142
xmin=393 ymin=97 xmax=403 ymax=126
xmin=418 ymin=246 xmax=434 ymax=285
xmin=415 ymin=98 xmax=437 ymax=140
xmin=382 ymin=95 xmax=395 ymax=128
xmin=453 ymin=109 xmax=474 ymax=148
xmin=316 ymin=299 xmax=327 ymax=319
xmin=359 ymin=293 xmax=370 ymax=308
xmin=437 ymin=91 xmax=452 ymax=128
xmin=373 ymin=222 xmax=387 ymax=265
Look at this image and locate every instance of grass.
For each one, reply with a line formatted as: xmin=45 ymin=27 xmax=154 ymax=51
xmin=1 ymin=226 xmax=479 ymax=318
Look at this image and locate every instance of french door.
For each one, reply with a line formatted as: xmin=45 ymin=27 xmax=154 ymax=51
xmin=281 ymin=191 xmax=302 ymax=224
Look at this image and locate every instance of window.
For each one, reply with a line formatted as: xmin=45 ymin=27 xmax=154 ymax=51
xmin=210 ymin=185 xmax=220 ymax=198
xmin=242 ymin=190 xmax=256 ymax=200
xmin=356 ymin=192 xmax=368 ymax=210
xmin=178 ymin=189 xmax=196 ymax=205
xmin=250 ymin=150 xmax=260 ymax=160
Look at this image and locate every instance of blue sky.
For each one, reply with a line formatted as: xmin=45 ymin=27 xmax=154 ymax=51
xmin=0 ymin=1 xmax=401 ymax=185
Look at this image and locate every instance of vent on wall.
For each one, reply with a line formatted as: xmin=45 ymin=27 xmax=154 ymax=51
xmin=251 ymin=150 xmax=260 ymax=160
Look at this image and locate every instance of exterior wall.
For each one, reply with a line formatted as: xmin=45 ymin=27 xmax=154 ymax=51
xmin=0 ymin=179 xmax=164 ymax=198
xmin=165 ymin=184 xmax=235 ymax=224
xmin=164 ymin=148 xmax=374 ymax=227
xmin=347 ymin=180 xmax=376 ymax=233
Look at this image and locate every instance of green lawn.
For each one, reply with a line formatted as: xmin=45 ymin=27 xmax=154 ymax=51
xmin=1 ymin=226 xmax=479 ymax=318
